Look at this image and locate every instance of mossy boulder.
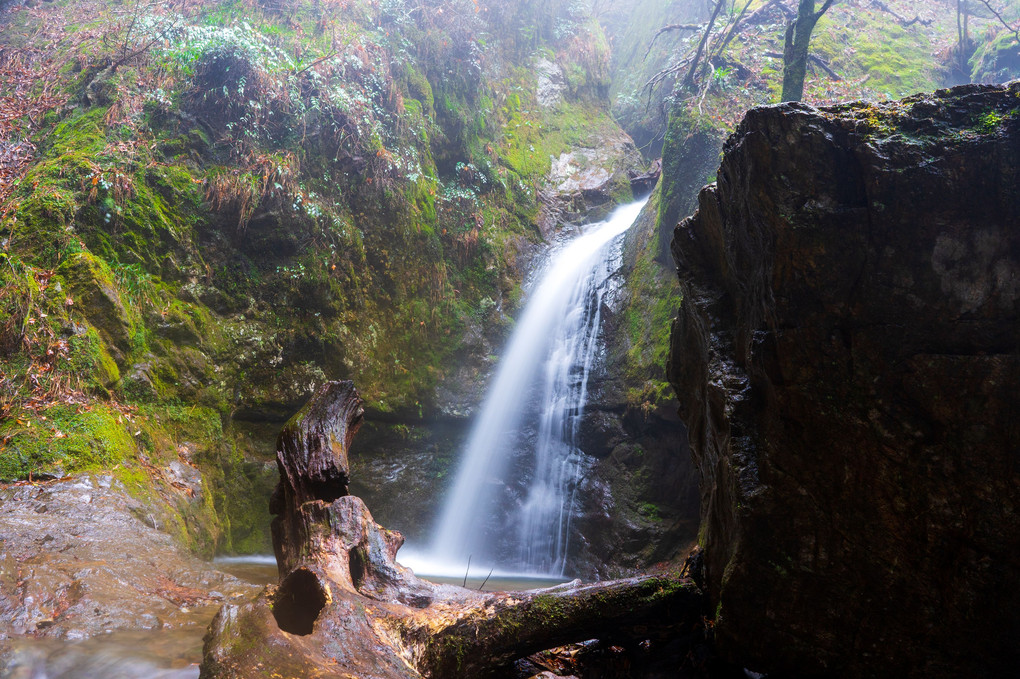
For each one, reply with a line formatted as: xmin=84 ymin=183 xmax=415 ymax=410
xmin=0 ymin=404 xmax=134 ymax=481
xmin=67 ymin=324 xmax=122 ymax=391
xmin=57 ymin=252 xmax=133 ymax=361
xmin=970 ymin=30 xmax=1020 ymax=84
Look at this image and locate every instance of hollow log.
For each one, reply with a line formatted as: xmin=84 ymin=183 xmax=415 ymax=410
xmin=269 ymin=380 xmax=365 ymax=574
xmin=202 ymin=381 xmax=705 ymax=679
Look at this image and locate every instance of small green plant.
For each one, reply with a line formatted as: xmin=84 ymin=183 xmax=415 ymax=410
xmin=638 ymin=502 xmax=662 ymax=521
xmin=979 ymin=109 xmax=1007 ymax=132
xmin=712 ymin=65 xmax=733 ymax=90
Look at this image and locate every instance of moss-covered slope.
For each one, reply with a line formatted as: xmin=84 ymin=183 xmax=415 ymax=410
xmin=0 ymin=0 xmax=640 ymax=554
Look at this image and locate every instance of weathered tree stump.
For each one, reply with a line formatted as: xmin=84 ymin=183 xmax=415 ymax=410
xmin=201 ymin=381 xmax=704 ymax=678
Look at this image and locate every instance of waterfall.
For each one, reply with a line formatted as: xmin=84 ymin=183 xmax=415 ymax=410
xmin=417 ymin=198 xmax=648 ymax=577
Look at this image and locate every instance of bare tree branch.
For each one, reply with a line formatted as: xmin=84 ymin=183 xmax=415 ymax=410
xmin=973 ymin=0 xmax=1020 ymax=44
xmin=816 ymin=0 xmax=837 ymax=19
xmin=766 ymin=50 xmax=841 ymax=81
xmin=709 ymin=0 xmax=756 ymax=66
xmin=868 ymin=0 xmax=933 ymax=27
xmin=644 ymin=23 xmax=701 ymax=60
xmin=682 ymin=0 xmax=726 ymax=90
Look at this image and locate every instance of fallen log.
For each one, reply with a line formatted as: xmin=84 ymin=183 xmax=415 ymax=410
xmin=419 ymin=576 xmax=703 ymax=678
xmin=201 ymin=381 xmax=704 ymax=679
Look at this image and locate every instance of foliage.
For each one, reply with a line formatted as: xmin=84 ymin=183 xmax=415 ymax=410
xmin=0 ymin=0 xmax=630 ymax=555
xmin=615 ymin=0 xmax=975 ymax=147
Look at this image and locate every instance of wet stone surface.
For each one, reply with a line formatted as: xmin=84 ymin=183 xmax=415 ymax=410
xmin=0 ymin=474 xmax=261 ymax=677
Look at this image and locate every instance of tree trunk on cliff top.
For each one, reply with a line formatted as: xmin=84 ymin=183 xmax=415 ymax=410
xmin=202 ymin=381 xmax=705 ymax=679
xmin=782 ymin=0 xmax=835 ymax=101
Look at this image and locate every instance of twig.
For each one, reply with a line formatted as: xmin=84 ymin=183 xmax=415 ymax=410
xmin=972 ymin=0 xmax=1020 ymax=44
xmin=462 ymin=555 xmax=471 ymax=588
xmin=478 ymin=567 xmax=494 ymax=591
xmin=110 ymin=0 xmax=193 ymax=71
xmin=294 ymin=50 xmax=338 ymax=75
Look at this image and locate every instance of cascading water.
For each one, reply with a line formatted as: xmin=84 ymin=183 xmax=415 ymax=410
xmin=416 ymin=198 xmax=648 ymax=576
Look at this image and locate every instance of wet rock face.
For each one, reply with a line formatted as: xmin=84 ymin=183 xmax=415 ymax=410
xmin=667 ymin=83 xmax=1020 ymax=677
xmin=0 ymin=474 xmax=260 ymax=677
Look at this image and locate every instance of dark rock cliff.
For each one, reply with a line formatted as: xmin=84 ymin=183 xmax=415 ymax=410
xmin=667 ymin=83 xmax=1020 ymax=677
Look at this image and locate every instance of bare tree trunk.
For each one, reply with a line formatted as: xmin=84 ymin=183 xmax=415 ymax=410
xmin=781 ymin=0 xmax=836 ymax=102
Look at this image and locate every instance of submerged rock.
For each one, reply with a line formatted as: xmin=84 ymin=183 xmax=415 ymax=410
xmin=667 ymin=83 xmax=1020 ymax=677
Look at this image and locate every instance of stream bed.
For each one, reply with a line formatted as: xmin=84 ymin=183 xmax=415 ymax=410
xmin=0 ymin=550 xmax=567 ymax=679
xmin=4 ymin=625 xmax=213 ymax=679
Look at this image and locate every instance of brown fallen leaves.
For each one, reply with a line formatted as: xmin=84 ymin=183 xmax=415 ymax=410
xmin=0 ymin=48 xmax=65 ymax=205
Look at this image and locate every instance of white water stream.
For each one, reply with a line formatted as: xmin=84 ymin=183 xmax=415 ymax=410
xmin=404 ymin=199 xmax=648 ymax=577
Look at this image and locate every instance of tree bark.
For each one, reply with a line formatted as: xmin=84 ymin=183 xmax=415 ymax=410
xmin=419 ymin=576 xmax=703 ymax=678
xmin=781 ymin=0 xmax=836 ymax=102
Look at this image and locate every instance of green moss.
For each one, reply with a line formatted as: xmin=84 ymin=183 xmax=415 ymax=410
xmin=0 ymin=258 xmax=39 ymax=352
xmin=401 ymin=62 xmax=435 ymax=115
xmin=67 ymin=325 xmax=121 ymax=390
xmin=638 ymin=501 xmax=663 ymax=522
xmin=46 ymin=106 xmax=110 ymax=157
xmin=57 ymin=251 xmax=134 ymax=357
xmin=620 ymin=191 xmax=683 ymax=410
xmin=0 ymin=404 xmax=135 ymax=480
xmin=658 ymin=106 xmax=724 ymax=242
xmin=971 ymin=30 xmax=1020 ymax=83
xmin=813 ymin=12 xmax=937 ymax=98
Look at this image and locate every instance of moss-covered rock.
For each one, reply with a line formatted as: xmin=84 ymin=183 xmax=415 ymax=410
xmin=0 ymin=404 xmax=133 ymax=481
xmin=58 ymin=252 xmax=133 ymax=360
xmin=970 ymin=29 xmax=1020 ymax=84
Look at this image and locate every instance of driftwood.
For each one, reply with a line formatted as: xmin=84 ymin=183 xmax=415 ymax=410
xmin=201 ymin=381 xmax=704 ymax=679
xmin=629 ymin=158 xmax=662 ymax=195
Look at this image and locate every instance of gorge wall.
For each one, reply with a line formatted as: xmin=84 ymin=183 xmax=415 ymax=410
xmin=668 ymin=83 xmax=1019 ymax=677
xmin=0 ymin=0 xmax=647 ymax=561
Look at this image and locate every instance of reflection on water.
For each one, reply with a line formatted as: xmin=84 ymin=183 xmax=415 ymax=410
xmin=418 ymin=573 xmax=570 ymax=592
xmin=4 ymin=626 xmax=211 ymax=679
xmin=212 ymin=554 xmax=279 ymax=587
xmin=216 ymin=553 xmax=571 ymax=593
